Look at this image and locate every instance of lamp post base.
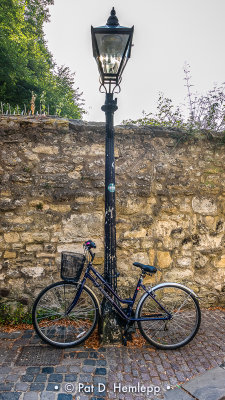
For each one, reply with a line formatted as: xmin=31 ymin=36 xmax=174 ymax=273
xmin=99 ymin=299 xmax=122 ymax=344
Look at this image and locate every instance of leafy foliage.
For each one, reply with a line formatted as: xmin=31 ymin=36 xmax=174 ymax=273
xmin=0 ymin=0 xmax=85 ymax=118
xmin=123 ymin=64 xmax=225 ymax=136
xmin=0 ymin=302 xmax=32 ymax=325
xmin=183 ymin=64 xmax=225 ymax=134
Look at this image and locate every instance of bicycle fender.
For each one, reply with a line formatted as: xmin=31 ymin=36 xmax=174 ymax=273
xmin=135 ymin=282 xmax=198 ymax=320
xmin=151 ymin=282 xmax=197 ymax=296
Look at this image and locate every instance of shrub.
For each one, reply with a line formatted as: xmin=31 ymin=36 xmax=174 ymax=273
xmin=123 ymin=64 xmax=225 ymax=137
xmin=0 ymin=302 xmax=32 ymax=325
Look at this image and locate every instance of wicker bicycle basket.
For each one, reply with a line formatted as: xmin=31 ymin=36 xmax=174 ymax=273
xmin=61 ymin=252 xmax=86 ymax=281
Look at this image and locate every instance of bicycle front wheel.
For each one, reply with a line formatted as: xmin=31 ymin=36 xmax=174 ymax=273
xmin=137 ymin=283 xmax=201 ymax=349
xmin=32 ymin=281 xmax=99 ymax=348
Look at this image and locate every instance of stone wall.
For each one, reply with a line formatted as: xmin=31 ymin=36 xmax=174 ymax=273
xmin=0 ymin=116 xmax=224 ymax=310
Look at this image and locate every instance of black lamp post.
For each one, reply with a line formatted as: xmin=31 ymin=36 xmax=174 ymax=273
xmin=91 ymin=8 xmax=134 ymax=340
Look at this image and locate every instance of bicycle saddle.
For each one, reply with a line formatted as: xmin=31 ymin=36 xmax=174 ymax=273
xmin=133 ymin=262 xmax=157 ymax=274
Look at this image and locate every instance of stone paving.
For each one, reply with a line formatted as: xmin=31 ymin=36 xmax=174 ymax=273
xmin=0 ymin=310 xmax=224 ymax=400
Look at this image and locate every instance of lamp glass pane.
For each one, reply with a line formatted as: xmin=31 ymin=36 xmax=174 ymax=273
xmin=119 ymin=43 xmax=130 ymax=75
xmin=96 ymin=33 xmax=129 ymax=74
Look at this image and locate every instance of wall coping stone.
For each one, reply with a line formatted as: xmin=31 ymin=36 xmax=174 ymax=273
xmin=1 ymin=115 xmax=222 ymax=141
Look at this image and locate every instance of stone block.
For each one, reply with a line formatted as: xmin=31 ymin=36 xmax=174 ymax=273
xmin=217 ymin=255 xmax=225 ymax=268
xmin=124 ymin=228 xmax=147 ymax=239
xmin=8 ymin=216 xmax=33 ymax=224
xmin=192 ymin=197 xmax=217 ymax=215
xmin=26 ymin=244 xmax=43 ymax=252
xmin=4 ymin=232 xmax=20 ymax=243
xmin=0 ymin=199 xmax=16 ymax=211
xmin=88 ymin=144 xmax=105 ymax=156
xmin=4 ymin=251 xmax=17 ymax=259
xmin=54 ymin=119 xmax=69 ymax=129
xmin=45 ymin=204 xmax=71 ymax=212
xmin=40 ymin=393 xmax=56 ymax=400
xmin=164 ymin=268 xmax=193 ymax=282
xmin=0 ymin=190 xmax=11 ymax=196
xmin=24 ymin=150 xmax=39 ymax=161
xmin=93 ymin=256 xmax=104 ymax=266
xmin=57 ymin=243 xmax=82 ymax=253
xmin=196 ymin=233 xmax=223 ymax=250
xmin=11 ymin=243 xmax=24 ymax=250
xmin=164 ymin=388 xmax=193 ymax=399
xmin=177 ymin=257 xmax=192 ymax=267
xmin=32 ymin=233 xmax=50 ymax=243
xmin=60 ymin=213 xmax=103 ymax=242
xmin=20 ymin=233 xmax=34 ymax=243
xmin=36 ymin=253 xmax=56 ymax=258
xmin=131 ymin=252 xmax=149 ymax=265
xmin=21 ymin=232 xmax=50 ymax=244
xmin=33 ymin=146 xmax=59 ymax=154
xmin=182 ymin=366 xmax=225 ymax=400
xmin=156 ymin=251 xmax=172 ymax=268
xmin=68 ymin=170 xmax=81 ymax=179
xmin=194 ymin=253 xmax=209 ymax=269
xmin=29 ymin=200 xmax=44 ymax=207
xmin=179 ymin=198 xmax=192 ymax=212
xmin=21 ymin=267 xmax=44 ymax=278
xmin=154 ymin=220 xmax=178 ymax=238
xmin=75 ymin=197 xmax=95 ymax=203
xmin=0 ymin=236 xmax=6 ymax=250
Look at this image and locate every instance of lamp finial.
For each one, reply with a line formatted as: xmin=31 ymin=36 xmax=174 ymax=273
xmin=106 ymin=7 xmax=119 ymax=26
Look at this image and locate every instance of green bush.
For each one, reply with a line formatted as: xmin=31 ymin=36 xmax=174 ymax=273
xmin=0 ymin=302 xmax=32 ymax=326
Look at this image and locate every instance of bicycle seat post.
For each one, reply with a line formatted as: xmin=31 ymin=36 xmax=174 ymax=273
xmin=140 ymin=270 xmax=146 ymax=282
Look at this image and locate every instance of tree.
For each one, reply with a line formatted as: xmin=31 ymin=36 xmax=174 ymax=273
xmin=42 ymin=66 xmax=85 ymax=118
xmin=0 ymin=0 xmax=85 ymax=118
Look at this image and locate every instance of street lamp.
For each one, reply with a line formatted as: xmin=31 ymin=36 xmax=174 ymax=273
xmin=91 ymin=8 xmax=134 ymax=341
xmin=91 ymin=7 xmax=134 ymax=94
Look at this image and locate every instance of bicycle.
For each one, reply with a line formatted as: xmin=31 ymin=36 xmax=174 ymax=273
xmin=32 ymin=240 xmax=201 ymax=350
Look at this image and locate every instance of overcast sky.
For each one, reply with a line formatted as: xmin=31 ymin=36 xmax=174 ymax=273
xmin=43 ymin=0 xmax=225 ymax=124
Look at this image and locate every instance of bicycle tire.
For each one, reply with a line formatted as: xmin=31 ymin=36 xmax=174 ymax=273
xmin=137 ymin=283 xmax=201 ymax=350
xmin=32 ymin=281 xmax=99 ymax=348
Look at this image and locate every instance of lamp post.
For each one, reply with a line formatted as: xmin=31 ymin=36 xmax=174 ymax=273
xmin=91 ymin=8 xmax=134 ymax=342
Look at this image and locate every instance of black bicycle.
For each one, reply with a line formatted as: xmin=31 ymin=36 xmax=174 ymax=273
xmin=32 ymin=240 xmax=201 ymax=350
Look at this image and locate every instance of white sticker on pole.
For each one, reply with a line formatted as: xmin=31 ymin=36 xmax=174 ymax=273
xmin=108 ymin=183 xmax=115 ymax=192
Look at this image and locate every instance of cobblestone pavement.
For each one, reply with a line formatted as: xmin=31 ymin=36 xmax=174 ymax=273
xmin=0 ymin=310 xmax=224 ymax=400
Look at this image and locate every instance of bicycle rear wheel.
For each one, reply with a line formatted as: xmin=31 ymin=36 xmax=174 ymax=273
xmin=137 ymin=283 xmax=201 ymax=349
xmin=32 ymin=281 xmax=99 ymax=348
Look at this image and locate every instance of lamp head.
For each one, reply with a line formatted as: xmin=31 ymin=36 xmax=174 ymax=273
xmin=91 ymin=8 xmax=134 ymax=92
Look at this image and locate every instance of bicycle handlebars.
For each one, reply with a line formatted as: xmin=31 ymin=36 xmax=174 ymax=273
xmin=84 ymin=240 xmax=96 ymax=262
xmin=84 ymin=240 xmax=96 ymax=249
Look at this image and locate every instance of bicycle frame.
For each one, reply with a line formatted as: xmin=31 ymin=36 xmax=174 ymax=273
xmin=66 ymin=261 xmax=172 ymax=322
